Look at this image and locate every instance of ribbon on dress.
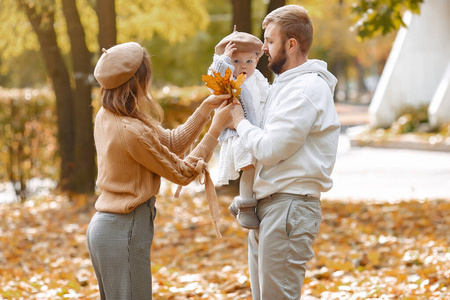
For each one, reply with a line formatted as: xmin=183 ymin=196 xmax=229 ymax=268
xmin=195 ymin=159 xmax=222 ymax=239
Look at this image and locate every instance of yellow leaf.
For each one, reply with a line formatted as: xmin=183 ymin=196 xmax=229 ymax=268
xmin=224 ymin=68 xmax=231 ymax=84
xmin=232 ymin=73 xmax=246 ymax=89
xmin=202 ymin=68 xmax=245 ymax=104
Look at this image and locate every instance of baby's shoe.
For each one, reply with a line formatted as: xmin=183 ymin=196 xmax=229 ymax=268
xmin=235 ymin=197 xmax=259 ymax=229
xmin=228 ymin=196 xmax=239 ymax=218
xmin=237 ymin=207 xmax=259 ymax=229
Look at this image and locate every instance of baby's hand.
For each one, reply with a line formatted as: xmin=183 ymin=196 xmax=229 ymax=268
xmin=224 ymin=41 xmax=237 ymax=58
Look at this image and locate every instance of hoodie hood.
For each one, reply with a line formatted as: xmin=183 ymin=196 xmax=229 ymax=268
xmin=274 ymin=59 xmax=338 ymax=94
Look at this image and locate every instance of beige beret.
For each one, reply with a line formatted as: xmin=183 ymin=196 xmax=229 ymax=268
xmin=94 ymin=42 xmax=144 ymax=89
xmin=215 ymin=28 xmax=263 ymax=58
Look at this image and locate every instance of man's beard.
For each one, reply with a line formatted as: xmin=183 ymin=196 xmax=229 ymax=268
xmin=268 ymin=47 xmax=287 ymax=75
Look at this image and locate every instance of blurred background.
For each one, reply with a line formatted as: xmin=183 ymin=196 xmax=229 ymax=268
xmin=2 ymin=0 xmax=441 ymax=202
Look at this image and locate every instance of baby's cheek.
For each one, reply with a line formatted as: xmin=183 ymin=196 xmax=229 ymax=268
xmin=245 ymin=68 xmax=256 ymax=77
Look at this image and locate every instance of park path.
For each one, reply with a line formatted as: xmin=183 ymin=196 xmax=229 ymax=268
xmin=325 ymin=103 xmax=450 ymax=202
xmin=322 ymin=134 xmax=450 ymax=202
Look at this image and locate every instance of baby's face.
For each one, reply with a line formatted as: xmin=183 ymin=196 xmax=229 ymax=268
xmin=231 ymin=51 xmax=259 ymax=78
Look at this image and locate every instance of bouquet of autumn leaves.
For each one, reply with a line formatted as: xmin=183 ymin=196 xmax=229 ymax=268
xmin=202 ymin=68 xmax=246 ymax=104
xmin=199 ymin=67 xmax=245 ymax=238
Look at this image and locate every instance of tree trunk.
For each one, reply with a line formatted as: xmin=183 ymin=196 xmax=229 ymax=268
xmin=257 ymin=0 xmax=285 ymax=82
xmin=332 ymin=58 xmax=348 ymax=102
xmin=62 ymin=0 xmax=96 ymax=194
xmin=232 ymin=0 xmax=252 ymax=33
xmin=19 ymin=0 xmax=76 ymax=189
xmin=354 ymin=56 xmax=369 ymax=94
xmin=96 ymin=0 xmax=117 ymax=51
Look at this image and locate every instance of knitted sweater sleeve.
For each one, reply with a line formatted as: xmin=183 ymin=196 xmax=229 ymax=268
xmin=158 ymin=108 xmax=211 ymax=156
xmin=121 ymin=118 xmax=218 ymax=186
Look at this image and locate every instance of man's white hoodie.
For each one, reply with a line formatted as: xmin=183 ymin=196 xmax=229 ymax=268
xmin=236 ymin=59 xmax=341 ymax=199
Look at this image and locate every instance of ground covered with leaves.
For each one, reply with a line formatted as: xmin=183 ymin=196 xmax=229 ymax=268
xmin=0 ymin=185 xmax=449 ymax=299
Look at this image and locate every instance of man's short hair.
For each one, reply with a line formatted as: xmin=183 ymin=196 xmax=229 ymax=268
xmin=262 ymin=5 xmax=313 ymax=55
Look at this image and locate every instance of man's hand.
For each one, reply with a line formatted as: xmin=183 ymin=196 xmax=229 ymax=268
xmin=230 ymin=103 xmax=245 ymax=130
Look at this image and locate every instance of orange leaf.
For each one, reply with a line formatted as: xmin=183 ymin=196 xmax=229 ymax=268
xmin=232 ymin=73 xmax=246 ymax=89
xmin=224 ymin=68 xmax=231 ymax=84
xmin=202 ymin=68 xmax=245 ymax=103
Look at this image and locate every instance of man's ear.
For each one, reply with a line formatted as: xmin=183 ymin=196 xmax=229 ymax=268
xmin=287 ymin=38 xmax=298 ymax=53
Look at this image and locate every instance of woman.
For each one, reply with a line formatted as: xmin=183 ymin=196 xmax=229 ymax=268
xmin=86 ymin=42 xmax=234 ymax=299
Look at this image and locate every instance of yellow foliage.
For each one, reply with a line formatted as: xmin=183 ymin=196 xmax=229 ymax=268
xmin=0 ymin=0 xmax=209 ymax=72
xmin=116 ymin=0 xmax=209 ymax=44
xmin=0 ymin=0 xmax=39 ymax=66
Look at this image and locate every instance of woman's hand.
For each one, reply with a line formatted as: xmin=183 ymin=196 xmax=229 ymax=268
xmin=208 ymin=101 xmax=236 ymax=138
xmin=199 ymin=94 xmax=231 ymax=116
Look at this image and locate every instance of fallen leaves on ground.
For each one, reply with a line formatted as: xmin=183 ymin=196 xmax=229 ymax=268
xmin=0 ymin=186 xmax=449 ymax=299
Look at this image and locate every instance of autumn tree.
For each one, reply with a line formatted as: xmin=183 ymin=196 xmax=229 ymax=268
xmin=0 ymin=0 xmax=209 ymax=198
xmin=352 ymin=0 xmax=423 ymax=39
xmin=232 ymin=0 xmax=252 ymax=33
xmin=96 ymin=0 xmax=116 ymax=50
xmin=15 ymin=0 xmax=81 ymax=193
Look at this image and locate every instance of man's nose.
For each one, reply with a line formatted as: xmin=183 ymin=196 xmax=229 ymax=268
xmin=262 ymin=42 xmax=268 ymax=51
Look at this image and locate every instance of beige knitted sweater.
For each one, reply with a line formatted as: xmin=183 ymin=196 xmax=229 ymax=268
xmin=94 ymin=106 xmax=218 ymax=213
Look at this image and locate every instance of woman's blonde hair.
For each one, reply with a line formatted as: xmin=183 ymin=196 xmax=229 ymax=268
xmin=262 ymin=5 xmax=313 ymax=55
xmin=100 ymin=50 xmax=164 ymax=128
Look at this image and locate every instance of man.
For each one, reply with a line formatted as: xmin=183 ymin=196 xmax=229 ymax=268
xmin=231 ymin=5 xmax=341 ymax=299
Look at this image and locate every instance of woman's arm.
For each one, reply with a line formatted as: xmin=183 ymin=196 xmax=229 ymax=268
xmin=124 ymin=100 xmax=234 ymax=185
xmin=158 ymin=94 xmax=231 ymax=156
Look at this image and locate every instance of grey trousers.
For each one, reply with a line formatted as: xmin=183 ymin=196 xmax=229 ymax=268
xmin=86 ymin=197 xmax=156 ymax=300
xmin=248 ymin=193 xmax=322 ymax=300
